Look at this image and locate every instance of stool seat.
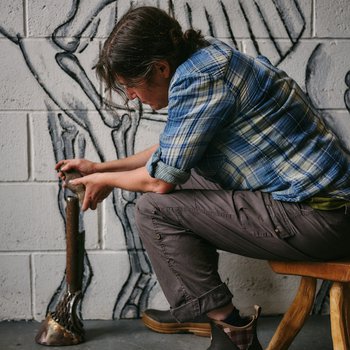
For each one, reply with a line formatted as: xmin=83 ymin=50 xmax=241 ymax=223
xmin=267 ymin=259 xmax=350 ymax=350
xmin=269 ymin=259 xmax=350 ymax=282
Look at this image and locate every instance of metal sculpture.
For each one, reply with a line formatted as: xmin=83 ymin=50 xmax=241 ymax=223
xmin=36 ymin=171 xmax=86 ymax=345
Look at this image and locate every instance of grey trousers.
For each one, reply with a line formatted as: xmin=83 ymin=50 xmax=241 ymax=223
xmin=135 ymin=171 xmax=350 ymax=322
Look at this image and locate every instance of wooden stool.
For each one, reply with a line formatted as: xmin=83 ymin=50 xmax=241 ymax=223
xmin=266 ymin=260 xmax=350 ymax=350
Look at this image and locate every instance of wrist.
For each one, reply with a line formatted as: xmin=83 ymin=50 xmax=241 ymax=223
xmin=92 ymin=162 xmax=102 ymax=173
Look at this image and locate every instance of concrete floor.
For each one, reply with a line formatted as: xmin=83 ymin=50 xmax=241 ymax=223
xmin=0 ymin=315 xmax=332 ymax=350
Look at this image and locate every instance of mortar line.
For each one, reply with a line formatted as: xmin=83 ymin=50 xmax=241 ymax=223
xmin=312 ymin=0 xmax=316 ymax=38
xmin=30 ymin=253 xmax=35 ymax=319
xmin=0 ymin=250 xmax=126 ymax=254
xmin=23 ymin=0 xmax=29 ymax=37
xmin=27 ymin=113 xmax=33 ymax=181
xmin=99 ymin=203 xmax=105 ymax=250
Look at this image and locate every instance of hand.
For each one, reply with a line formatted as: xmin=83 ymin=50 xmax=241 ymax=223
xmin=69 ymin=173 xmax=113 ymax=211
xmin=55 ymin=158 xmax=97 ymax=182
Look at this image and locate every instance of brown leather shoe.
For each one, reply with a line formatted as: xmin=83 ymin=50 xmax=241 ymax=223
xmin=142 ymin=309 xmax=211 ymax=337
xmin=208 ymin=305 xmax=262 ymax=350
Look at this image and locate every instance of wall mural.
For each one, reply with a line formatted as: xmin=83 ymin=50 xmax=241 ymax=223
xmin=1 ymin=0 xmax=349 ymax=318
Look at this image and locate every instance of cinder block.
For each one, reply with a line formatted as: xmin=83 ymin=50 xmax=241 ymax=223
xmin=146 ymin=282 xmax=169 ymax=311
xmin=0 ymin=40 xmax=47 ymax=111
xmin=0 ymin=183 xmax=65 ymax=251
xmin=0 ymin=183 xmax=98 ymax=251
xmin=28 ymin=1 xmax=117 ymax=40
xmin=75 ymin=40 xmax=101 ymax=89
xmin=304 ymin=41 xmax=350 ymax=109
xmin=0 ymin=254 xmax=32 ymax=320
xmin=315 ymin=0 xmax=350 ymax=38
xmin=0 ymin=113 xmax=28 ymax=181
xmin=242 ymin=39 xmax=304 ymax=67
xmin=103 ymin=194 xmax=128 ymax=251
xmin=171 ymin=0 xmax=311 ymax=39
xmin=32 ymin=253 xmax=66 ymax=321
xmin=30 ymin=113 xmax=57 ymax=182
xmin=134 ymin=117 xmax=166 ymax=153
xmin=31 ymin=111 xmax=119 ymax=181
xmin=82 ymin=251 xmax=130 ymax=319
xmin=115 ymin=0 xmax=161 ymax=23
xmin=7 ymin=38 xmax=101 ymax=112
xmin=218 ymin=252 xmax=300 ymax=315
xmin=27 ymin=1 xmax=78 ymax=38
xmin=277 ymin=40 xmax=321 ymax=91
xmin=83 ymin=208 xmax=100 ymax=250
xmin=0 ymin=0 xmax=24 ymax=39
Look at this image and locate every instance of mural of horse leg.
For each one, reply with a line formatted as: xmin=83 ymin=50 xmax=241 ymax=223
xmin=106 ymin=108 xmax=158 ymax=319
xmin=112 ymin=190 xmax=157 ymax=319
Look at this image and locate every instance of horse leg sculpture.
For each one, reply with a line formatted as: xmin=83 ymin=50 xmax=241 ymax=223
xmin=35 ymin=195 xmax=85 ymax=345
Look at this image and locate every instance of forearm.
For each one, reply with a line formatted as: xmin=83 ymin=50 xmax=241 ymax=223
xmin=69 ymin=163 xmax=175 ymax=211
xmin=95 ymin=144 xmax=158 ymax=173
xmin=99 ymin=166 xmax=175 ymax=194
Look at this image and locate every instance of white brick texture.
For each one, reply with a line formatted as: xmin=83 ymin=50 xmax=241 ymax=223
xmin=0 ymin=183 xmax=65 ymax=251
xmin=0 ymin=0 xmax=349 ymax=321
xmin=315 ymin=0 xmax=350 ymax=37
xmin=32 ymin=253 xmax=66 ymax=320
xmin=0 ymin=254 xmax=32 ymax=320
xmin=0 ymin=0 xmax=25 ymax=39
xmin=218 ymin=253 xmax=300 ymax=315
xmin=0 ymin=113 xmax=28 ymax=181
xmin=82 ymin=252 xmax=130 ymax=320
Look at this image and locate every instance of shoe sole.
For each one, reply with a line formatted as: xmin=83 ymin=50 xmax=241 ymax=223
xmin=141 ymin=313 xmax=211 ymax=337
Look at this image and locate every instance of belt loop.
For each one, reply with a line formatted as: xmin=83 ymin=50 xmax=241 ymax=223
xmin=345 ymin=204 xmax=348 ymax=215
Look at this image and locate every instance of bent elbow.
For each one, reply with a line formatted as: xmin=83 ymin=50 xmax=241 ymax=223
xmin=154 ymin=180 xmax=175 ymax=194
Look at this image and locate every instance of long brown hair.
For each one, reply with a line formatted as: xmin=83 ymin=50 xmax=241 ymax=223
xmin=96 ymin=6 xmax=207 ymax=99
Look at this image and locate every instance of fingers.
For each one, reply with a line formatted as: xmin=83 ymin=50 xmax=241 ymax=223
xmin=57 ymin=170 xmax=107 ymax=212
xmin=59 ymin=161 xmax=72 ymax=173
xmin=56 ymin=160 xmax=71 ymax=181
xmin=81 ymin=193 xmax=100 ymax=212
xmin=56 ymin=160 xmax=83 ymax=185
xmin=81 ymin=195 xmax=90 ymax=212
xmin=55 ymin=159 xmax=78 ymax=173
xmin=55 ymin=160 xmax=65 ymax=171
xmin=56 ymin=161 xmax=95 ymax=212
xmin=90 ymin=201 xmax=98 ymax=211
xmin=55 ymin=159 xmax=70 ymax=172
xmin=68 ymin=178 xmax=80 ymax=186
xmin=77 ymin=180 xmax=96 ymax=211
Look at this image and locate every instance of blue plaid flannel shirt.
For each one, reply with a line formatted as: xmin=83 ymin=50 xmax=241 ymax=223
xmin=147 ymin=38 xmax=350 ymax=202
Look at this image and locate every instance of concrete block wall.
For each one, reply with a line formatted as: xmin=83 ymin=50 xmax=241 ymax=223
xmin=0 ymin=0 xmax=349 ymax=321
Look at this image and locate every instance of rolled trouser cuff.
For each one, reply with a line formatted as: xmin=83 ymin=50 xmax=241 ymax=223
xmin=170 ymin=283 xmax=233 ymax=322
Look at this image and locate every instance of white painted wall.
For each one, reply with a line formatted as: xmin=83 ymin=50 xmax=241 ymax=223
xmin=0 ymin=0 xmax=349 ymax=321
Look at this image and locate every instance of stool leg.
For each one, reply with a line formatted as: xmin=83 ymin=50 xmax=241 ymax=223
xmin=346 ymin=283 xmax=350 ymax=342
xmin=266 ymin=276 xmax=317 ymax=350
xmin=330 ymin=282 xmax=350 ymax=350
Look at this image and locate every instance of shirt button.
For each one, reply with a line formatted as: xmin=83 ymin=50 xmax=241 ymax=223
xmin=155 ymin=233 xmax=161 ymax=240
xmin=274 ymin=228 xmax=280 ymax=233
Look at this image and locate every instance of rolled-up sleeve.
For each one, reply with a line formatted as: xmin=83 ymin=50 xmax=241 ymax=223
xmin=146 ymin=147 xmax=191 ymax=184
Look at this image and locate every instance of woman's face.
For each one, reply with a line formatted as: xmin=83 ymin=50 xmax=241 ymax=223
xmin=118 ymin=61 xmax=172 ymax=110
